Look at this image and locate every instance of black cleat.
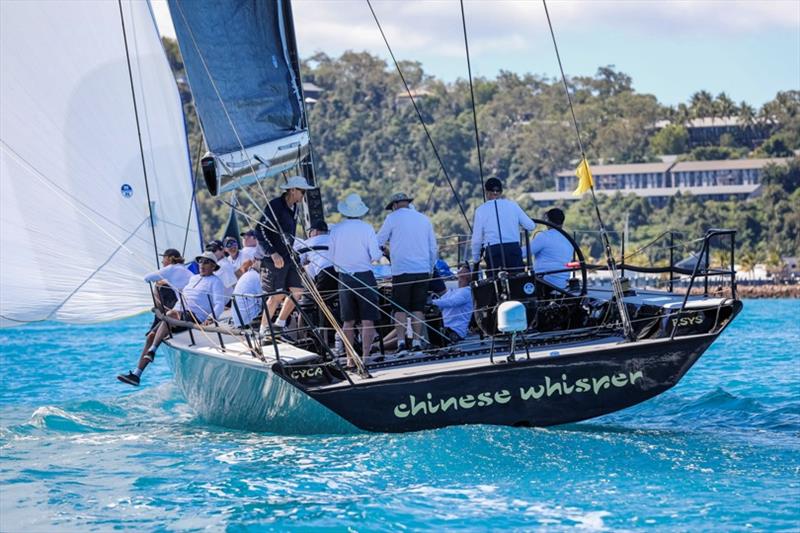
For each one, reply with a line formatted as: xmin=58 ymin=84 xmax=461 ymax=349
xmin=117 ymin=371 xmax=140 ymax=386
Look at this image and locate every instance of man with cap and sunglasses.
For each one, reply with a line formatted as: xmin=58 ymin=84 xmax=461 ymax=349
xmin=377 ymin=192 xmax=438 ymax=352
xmin=239 ymin=229 xmax=263 ymax=263
xmin=471 ymin=177 xmax=536 ymax=276
xmin=118 ymin=251 xmax=225 ymax=386
xmin=256 ymin=175 xmax=316 ymax=335
xmin=143 ymin=248 xmax=192 ymax=311
xmin=205 ymin=239 xmax=238 ymax=305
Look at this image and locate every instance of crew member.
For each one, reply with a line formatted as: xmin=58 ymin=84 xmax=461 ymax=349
xmin=431 ymin=264 xmax=474 ymax=343
xmin=471 ymin=177 xmax=535 ymax=276
xmin=231 ymin=249 xmax=264 ymax=328
xmin=117 ymin=251 xmax=225 ymax=386
xmin=206 ymin=239 xmax=238 ymax=304
xmin=531 ymin=208 xmax=573 ymax=289
xmin=329 ymin=193 xmax=382 ymax=367
xmin=377 ymin=192 xmax=437 ymax=352
xmin=256 ymin=175 xmax=315 ymax=335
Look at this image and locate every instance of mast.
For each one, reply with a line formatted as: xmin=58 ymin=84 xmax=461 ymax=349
xmin=280 ymin=0 xmax=324 ymax=230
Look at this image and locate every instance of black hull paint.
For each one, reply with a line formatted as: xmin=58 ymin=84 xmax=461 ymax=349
xmin=296 ymin=334 xmax=717 ymax=433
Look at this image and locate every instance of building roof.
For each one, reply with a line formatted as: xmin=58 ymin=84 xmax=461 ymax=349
xmin=654 ymin=116 xmax=741 ymax=129
xmin=528 ymin=184 xmax=762 ymax=202
xmin=302 ymin=81 xmax=323 ymax=92
xmin=671 ymin=158 xmax=791 ymax=172
xmin=556 ymin=162 xmax=673 ymax=178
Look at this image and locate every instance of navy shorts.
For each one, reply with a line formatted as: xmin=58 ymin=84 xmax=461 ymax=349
xmin=261 ymin=257 xmax=303 ymax=293
xmin=391 ymin=273 xmax=429 ymax=313
xmin=338 ymin=271 xmax=380 ymax=322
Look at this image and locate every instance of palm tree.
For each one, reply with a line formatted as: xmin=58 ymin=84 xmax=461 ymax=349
xmin=738 ymin=248 xmax=758 ymax=280
xmin=738 ymin=102 xmax=757 ymax=145
xmin=714 ymin=92 xmax=738 ymax=120
xmin=690 ymin=90 xmax=714 ymax=119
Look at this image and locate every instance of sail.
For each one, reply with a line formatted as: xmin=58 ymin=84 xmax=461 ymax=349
xmin=167 ymin=0 xmax=310 ymax=194
xmin=0 ymin=0 xmax=202 ymax=326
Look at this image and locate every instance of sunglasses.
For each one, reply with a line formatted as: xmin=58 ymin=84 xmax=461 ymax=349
xmin=224 ymin=242 xmax=238 ymax=247
xmin=199 ymin=258 xmax=215 ymax=265
xmin=487 ymin=189 xmax=501 ymax=194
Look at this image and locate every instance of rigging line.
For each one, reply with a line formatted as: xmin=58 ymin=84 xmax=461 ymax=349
xmin=118 ymin=0 xmax=160 ymax=268
xmin=42 ymin=217 xmax=152 ymax=322
xmin=182 ymin=139 xmax=204 ymax=256
xmin=366 ymin=0 xmax=472 ymax=232
xmin=172 ymin=1 xmax=275 ymax=214
xmin=0 ymin=141 xmax=154 ymax=267
xmin=223 ymin=199 xmax=444 ymax=344
xmin=541 ymin=0 xmax=633 ymax=340
xmin=459 ymin=0 xmax=486 ymax=203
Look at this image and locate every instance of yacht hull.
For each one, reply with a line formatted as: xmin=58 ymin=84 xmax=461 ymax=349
xmin=297 ymin=334 xmax=718 ymax=433
xmin=164 ymin=344 xmax=359 ymax=434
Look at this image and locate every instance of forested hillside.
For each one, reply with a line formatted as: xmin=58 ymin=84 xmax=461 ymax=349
xmin=163 ymin=39 xmax=799 ymax=262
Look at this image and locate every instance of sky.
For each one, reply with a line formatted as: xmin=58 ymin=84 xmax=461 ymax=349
xmin=151 ymin=0 xmax=800 ymax=109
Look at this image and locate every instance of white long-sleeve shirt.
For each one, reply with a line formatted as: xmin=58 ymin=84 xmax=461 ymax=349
xmin=329 ymin=219 xmax=382 ymax=274
xmin=432 ymin=286 xmax=473 ymax=339
xmin=173 ymin=273 xmax=226 ymax=322
xmin=231 ymin=269 xmax=263 ymax=327
xmin=144 ymin=264 xmax=193 ymax=292
xmin=377 ymin=207 xmax=438 ymax=276
xmin=293 ymin=234 xmax=333 ymax=279
xmin=471 ymin=198 xmax=536 ymax=262
xmin=531 ymin=229 xmax=573 ymax=288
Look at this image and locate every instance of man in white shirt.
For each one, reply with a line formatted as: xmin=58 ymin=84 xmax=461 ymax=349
xmin=239 ymin=229 xmax=263 ymax=262
xmin=206 ymin=240 xmax=238 ymax=304
xmin=377 ymin=192 xmax=438 ymax=351
xmin=118 ymin=251 xmax=225 ymax=386
xmin=531 ymin=208 xmax=574 ymax=290
xmin=144 ymin=248 xmax=193 ymax=311
xmin=471 ymin=177 xmax=536 ymax=277
xmin=232 ymin=250 xmax=264 ymax=328
xmin=329 ymin=193 xmax=383 ymax=366
xmin=432 ymin=264 xmax=474 ymax=342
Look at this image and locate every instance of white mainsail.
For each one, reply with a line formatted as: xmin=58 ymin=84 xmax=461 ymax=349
xmin=0 ymin=0 xmax=202 ymax=326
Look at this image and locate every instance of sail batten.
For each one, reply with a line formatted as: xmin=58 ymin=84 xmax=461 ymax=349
xmin=0 ymin=0 xmax=201 ymax=326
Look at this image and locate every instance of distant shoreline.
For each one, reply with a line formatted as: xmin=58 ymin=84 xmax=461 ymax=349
xmin=735 ymin=284 xmax=800 ymax=299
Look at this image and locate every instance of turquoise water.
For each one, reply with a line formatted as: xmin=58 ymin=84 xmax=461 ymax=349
xmin=1 ymin=300 xmax=798 ymax=531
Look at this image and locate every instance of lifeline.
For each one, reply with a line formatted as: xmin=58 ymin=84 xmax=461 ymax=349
xmin=393 ymin=370 xmax=644 ymax=419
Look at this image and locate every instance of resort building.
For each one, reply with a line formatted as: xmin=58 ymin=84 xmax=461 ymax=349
xmin=531 ymin=157 xmax=792 ymax=206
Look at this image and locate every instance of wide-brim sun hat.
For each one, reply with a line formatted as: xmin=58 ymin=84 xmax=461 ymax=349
xmin=279 ymin=175 xmax=316 ymax=191
xmin=385 ymin=192 xmax=414 ymax=211
xmin=195 ymin=251 xmax=220 ymax=271
xmin=338 ymin=193 xmax=369 ymax=218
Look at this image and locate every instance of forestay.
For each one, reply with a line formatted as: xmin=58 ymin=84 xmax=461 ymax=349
xmin=167 ymin=0 xmax=309 ymax=194
xmin=0 ymin=0 xmax=201 ymax=326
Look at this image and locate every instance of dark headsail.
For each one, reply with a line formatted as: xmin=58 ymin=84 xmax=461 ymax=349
xmin=168 ymin=0 xmax=311 ymax=196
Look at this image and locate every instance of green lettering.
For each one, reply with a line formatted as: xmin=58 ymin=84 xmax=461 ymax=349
xmin=394 ymin=403 xmax=410 ymax=418
xmin=440 ymin=396 xmax=458 ymax=412
xmin=546 ymin=376 xmax=563 ymax=396
xmin=426 ymin=393 xmax=440 ymax=414
xmin=477 ymin=392 xmax=493 ymax=407
xmin=592 ymin=376 xmax=610 ymax=394
xmin=561 ymin=374 xmax=575 ymax=394
xmin=410 ymin=395 xmax=427 ymax=416
xmin=520 ymin=384 xmax=546 ymax=400
xmin=611 ymin=373 xmax=628 ymax=387
xmin=628 ymin=370 xmax=644 ymax=385
xmin=575 ymin=378 xmax=590 ymax=392
xmin=495 ymin=390 xmax=511 ymax=404
xmin=458 ymin=394 xmax=476 ymax=409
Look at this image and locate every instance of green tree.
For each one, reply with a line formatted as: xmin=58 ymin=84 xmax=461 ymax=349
xmin=649 ymin=124 xmax=689 ymax=155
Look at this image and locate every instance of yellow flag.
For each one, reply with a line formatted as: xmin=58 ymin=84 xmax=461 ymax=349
xmin=573 ymin=158 xmax=595 ymax=195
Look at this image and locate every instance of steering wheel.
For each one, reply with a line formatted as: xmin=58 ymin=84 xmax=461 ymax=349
xmin=529 ymin=218 xmax=588 ymax=297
